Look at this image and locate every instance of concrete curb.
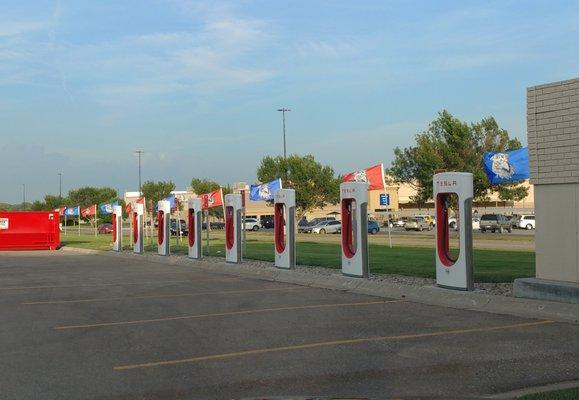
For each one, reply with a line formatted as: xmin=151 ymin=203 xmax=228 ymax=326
xmin=61 ymin=247 xmax=579 ymax=324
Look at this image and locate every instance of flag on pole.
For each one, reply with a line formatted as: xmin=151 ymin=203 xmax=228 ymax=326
xmin=249 ymin=179 xmax=282 ymax=201
xmin=125 ymin=202 xmax=132 ymax=214
xmin=343 ymin=163 xmax=385 ymax=190
xmin=99 ymin=201 xmax=118 ymax=215
xmin=64 ymin=206 xmax=80 ymax=216
xmin=54 ymin=208 xmax=65 ymax=216
xmin=81 ymin=205 xmax=97 ymax=218
xmin=483 ymin=147 xmax=530 ymax=185
xmin=200 ymin=189 xmax=223 ymax=209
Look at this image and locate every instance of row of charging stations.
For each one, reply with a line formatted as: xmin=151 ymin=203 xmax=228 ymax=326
xmin=116 ymin=171 xmax=473 ymax=291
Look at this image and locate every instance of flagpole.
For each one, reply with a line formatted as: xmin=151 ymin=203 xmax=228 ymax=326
xmin=64 ymin=213 xmax=67 ymax=236
xmin=94 ymin=204 xmax=97 ymax=237
xmin=78 ymin=207 xmax=80 ymax=236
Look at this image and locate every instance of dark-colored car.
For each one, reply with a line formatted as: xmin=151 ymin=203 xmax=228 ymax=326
xmin=97 ymin=223 xmax=113 ymax=234
xmin=261 ymin=218 xmax=274 ymax=229
xmin=202 ymin=221 xmax=225 ymax=230
xmin=170 ymin=219 xmax=188 ymax=236
xmin=368 ymin=220 xmax=380 ymax=234
xmin=479 ymin=214 xmax=512 ymax=233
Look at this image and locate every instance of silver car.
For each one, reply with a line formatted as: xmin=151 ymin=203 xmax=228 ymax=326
xmin=404 ymin=217 xmax=432 ymax=231
xmin=312 ymin=220 xmax=342 ymax=234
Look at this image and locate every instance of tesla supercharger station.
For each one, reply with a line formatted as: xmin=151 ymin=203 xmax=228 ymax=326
xmin=224 ymin=193 xmax=242 ymax=263
xmin=157 ymin=200 xmax=171 ymax=256
xmin=340 ymin=182 xmax=369 ymax=278
xmin=112 ymin=205 xmax=123 ymax=252
xmin=434 ymin=172 xmax=474 ymax=291
xmin=187 ymin=198 xmax=203 ymax=260
xmin=274 ymin=189 xmax=296 ymax=269
xmin=132 ymin=203 xmax=144 ymax=254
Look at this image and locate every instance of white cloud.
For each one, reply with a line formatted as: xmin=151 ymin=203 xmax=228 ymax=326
xmin=0 ymin=21 xmax=46 ymax=37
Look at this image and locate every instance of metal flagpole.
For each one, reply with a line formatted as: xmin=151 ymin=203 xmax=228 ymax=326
xmin=94 ymin=205 xmax=97 ymax=237
xmin=205 ymin=209 xmax=210 ymax=257
xmin=78 ymin=207 xmax=81 ymax=236
xmin=64 ymin=213 xmax=67 ymax=235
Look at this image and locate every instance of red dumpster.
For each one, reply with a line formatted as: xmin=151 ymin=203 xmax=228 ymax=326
xmin=0 ymin=211 xmax=60 ymax=250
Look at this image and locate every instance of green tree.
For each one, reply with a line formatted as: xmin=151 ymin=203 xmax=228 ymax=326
xmin=256 ymin=154 xmax=341 ymax=219
xmin=388 ymin=110 xmax=529 ymax=204
xmin=141 ymin=180 xmax=176 ymax=208
xmin=68 ymin=187 xmax=117 ymax=208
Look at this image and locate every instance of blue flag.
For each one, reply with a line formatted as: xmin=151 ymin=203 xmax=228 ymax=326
xmin=483 ymin=147 xmax=529 ymax=184
xmin=99 ymin=201 xmax=118 ymax=215
xmin=250 ymin=179 xmax=282 ymax=201
xmin=64 ymin=206 xmax=80 ymax=216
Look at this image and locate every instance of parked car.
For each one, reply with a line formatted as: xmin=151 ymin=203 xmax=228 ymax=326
xmin=97 ymin=223 xmax=113 ymax=234
xmin=312 ymin=220 xmax=342 ymax=234
xmin=170 ymin=219 xmax=188 ymax=236
xmin=298 ymin=217 xmax=336 ymax=233
xmin=415 ymin=214 xmax=435 ymax=226
xmin=261 ymin=215 xmax=274 ymax=229
xmin=518 ymin=215 xmax=536 ymax=230
xmin=368 ymin=220 xmax=380 ymax=234
xmin=393 ymin=217 xmax=408 ymax=227
xmin=404 ymin=217 xmax=432 ymax=231
xmin=243 ymin=218 xmax=260 ymax=231
xmin=479 ymin=214 xmax=512 ymax=233
xmin=202 ymin=221 xmax=225 ymax=230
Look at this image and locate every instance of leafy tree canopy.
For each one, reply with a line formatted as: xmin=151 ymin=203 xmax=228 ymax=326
xmin=388 ymin=110 xmax=528 ymax=204
xmin=256 ymin=154 xmax=340 ymax=219
xmin=68 ymin=187 xmax=118 ymax=208
xmin=141 ymin=180 xmax=175 ymax=206
xmin=189 ymin=178 xmax=232 ymax=218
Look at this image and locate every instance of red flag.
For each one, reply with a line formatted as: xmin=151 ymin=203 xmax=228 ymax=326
xmin=54 ymin=208 xmax=65 ymax=216
xmin=343 ymin=163 xmax=385 ymax=190
xmin=200 ymin=189 xmax=223 ymax=209
xmin=125 ymin=202 xmax=132 ymax=214
xmin=81 ymin=205 xmax=97 ymax=217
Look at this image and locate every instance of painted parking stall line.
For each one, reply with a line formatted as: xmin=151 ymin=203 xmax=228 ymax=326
xmin=23 ymin=286 xmax=311 ymax=305
xmin=55 ymin=300 xmax=401 ymax=330
xmin=113 ymin=320 xmax=554 ymax=371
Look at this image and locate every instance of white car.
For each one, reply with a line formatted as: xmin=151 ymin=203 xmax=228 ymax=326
xmin=518 ymin=215 xmax=535 ymax=230
xmin=312 ymin=220 xmax=342 ymax=234
xmin=472 ymin=218 xmax=480 ymax=230
xmin=244 ymin=218 xmax=260 ymax=231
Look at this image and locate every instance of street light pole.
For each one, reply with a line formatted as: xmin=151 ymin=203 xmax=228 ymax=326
xmin=22 ymin=184 xmax=26 ymax=210
xmin=58 ymin=173 xmax=62 ymax=198
xmin=277 ymin=108 xmax=291 ymax=158
xmin=135 ymin=150 xmax=144 ymax=196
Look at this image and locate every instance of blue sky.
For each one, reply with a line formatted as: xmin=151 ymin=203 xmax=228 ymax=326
xmin=1 ymin=0 xmax=578 ymax=202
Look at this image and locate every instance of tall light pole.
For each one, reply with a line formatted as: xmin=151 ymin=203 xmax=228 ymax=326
xmin=277 ymin=108 xmax=291 ymax=158
xmin=58 ymin=173 xmax=62 ymax=198
xmin=22 ymin=184 xmax=26 ymax=210
xmin=135 ymin=150 xmax=144 ymax=196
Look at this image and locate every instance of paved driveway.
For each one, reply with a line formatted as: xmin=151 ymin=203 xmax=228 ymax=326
xmin=0 ymin=251 xmax=576 ymax=399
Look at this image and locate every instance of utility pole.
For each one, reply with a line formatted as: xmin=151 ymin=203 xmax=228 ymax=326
xmin=58 ymin=173 xmax=62 ymax=198
xmin=135 ymin=150 xmax=144 ymax=196
xmin=277 ymin=108 xmax=291 ymax=158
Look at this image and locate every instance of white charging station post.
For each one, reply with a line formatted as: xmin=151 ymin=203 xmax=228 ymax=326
xmin=112 ymin=204 xmax=122 ymax=252
xmin=224 ymin=193 xmax=242 ymax=263
xmin=434 ymin=172 xmax=474 ymax=291
xmin=132 ymin=203 xmax=144 ymax=254
xmin=274 ymin=189 xmax=296 ymax=269
xmin=340 ymin=182 xmax=369 ymax=277
xmin=157 ymin=200 xmax=171 ymax=256
xmin=187 ymin=198 xmax=203 ymax=260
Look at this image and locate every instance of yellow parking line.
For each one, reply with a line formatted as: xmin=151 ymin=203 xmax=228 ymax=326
xmin=114 ymin=320 xmax=554 ymax=371
xmin=0 ymin=277 xmax=240 ymax=291
xmin=24 ymin=286 xmax=309 ymax=305
xmin=56 ymin=300 xmax=400 ymax=330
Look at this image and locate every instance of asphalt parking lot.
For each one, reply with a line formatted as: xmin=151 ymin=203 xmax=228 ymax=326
xmin=1 ymin=251 xmax=577 ymax=399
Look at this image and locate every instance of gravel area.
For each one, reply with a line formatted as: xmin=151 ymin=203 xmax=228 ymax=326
xmin=203 ymin=256 xmax=514 ymax=297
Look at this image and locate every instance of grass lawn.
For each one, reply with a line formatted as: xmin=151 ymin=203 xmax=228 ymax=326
xmin=61 ymin=234 xmax=535 ymax=283
xmin=517 ymin=387 xmax=579 ymax=400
